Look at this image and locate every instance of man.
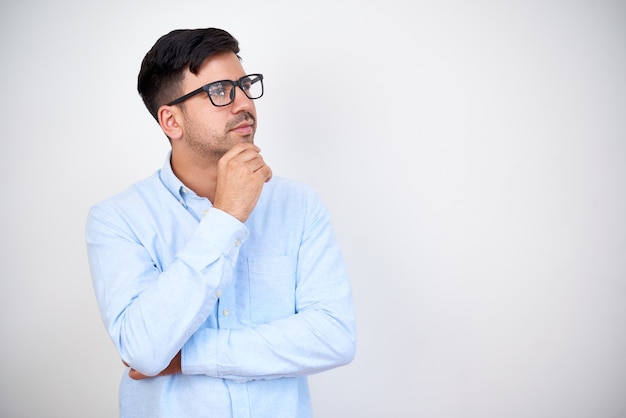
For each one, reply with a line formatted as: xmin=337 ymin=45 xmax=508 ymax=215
xmin=85 ymin=28 xmax=356 ymax=417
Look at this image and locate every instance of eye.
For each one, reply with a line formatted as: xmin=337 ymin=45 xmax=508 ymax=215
xmin=241 ymin=78 xmax=253 ymax=91
xmin=208 ymin=83 xmax=227 ymax=97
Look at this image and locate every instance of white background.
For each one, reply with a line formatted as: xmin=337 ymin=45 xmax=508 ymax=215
xmin=1 ymin=1 xmax=625 ymax=417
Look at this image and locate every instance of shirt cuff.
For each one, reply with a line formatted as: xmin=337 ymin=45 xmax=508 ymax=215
xmin=181 ymin=327 xmax=222 ymax=376
xmin=177 ymin=207 xmax=249 ymax=272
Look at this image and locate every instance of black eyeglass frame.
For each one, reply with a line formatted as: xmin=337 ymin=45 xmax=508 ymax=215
xmin=166 ymin=73 xmax=264 ymax=107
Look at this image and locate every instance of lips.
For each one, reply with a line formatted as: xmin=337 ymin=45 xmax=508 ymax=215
xmin=230 ymin=121 xmax=254 ymax=134
xmin=227 ymin=112 xmax=256 ymax=134
xmin=232 ymin=121 xmax=254 ymax=130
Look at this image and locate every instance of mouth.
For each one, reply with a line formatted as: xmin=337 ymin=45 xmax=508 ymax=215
xmin=230 ymin=121 xmax=255 ymax=135
xmin=228 ymin=113 xmax=256 ymax=136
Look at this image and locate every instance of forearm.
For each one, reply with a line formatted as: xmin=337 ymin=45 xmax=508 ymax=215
xmin=87 ymin=207 xmax=247 ymax=376
xmin=182 ymin=241 xmax=356 ymax=381
xmin=179 ymin=193 xmax=358 ymax=381
xmin=112 ymin=255 xmax=229 ymax=375
xmin=182 ymin=302 xmax=356 ymax=381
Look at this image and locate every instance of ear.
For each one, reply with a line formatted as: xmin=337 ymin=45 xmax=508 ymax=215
xmin=157 ymin=105 xmax=184 ymax=141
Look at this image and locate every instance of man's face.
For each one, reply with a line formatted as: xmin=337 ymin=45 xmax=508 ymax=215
xmin=176 ymin=51 xmax=258 ymax=160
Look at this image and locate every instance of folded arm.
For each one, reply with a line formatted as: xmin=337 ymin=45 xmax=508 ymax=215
xmin=182 ymin=193 xmax=357 ymax=381
xmin=86 ymin=206 xmax=246 ymax=376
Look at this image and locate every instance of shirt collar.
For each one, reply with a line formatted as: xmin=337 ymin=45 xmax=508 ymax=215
xmin=159 ymin=152 xmax=194 ymax=208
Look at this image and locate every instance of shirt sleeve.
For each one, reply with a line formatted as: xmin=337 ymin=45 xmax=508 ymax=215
xmin=86 ymin=205 xmax=247 ymax=377
xmin=181 ymin=192 xmax=357 ymax=381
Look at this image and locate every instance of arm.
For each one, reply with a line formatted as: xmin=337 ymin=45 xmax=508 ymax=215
xmin=87 ymin=205 xmax=246 ymax=376
xmin=86 ymin=144 xmax=272 ymax=377
xmin=181 ymin=192 xmax=357 ymax=381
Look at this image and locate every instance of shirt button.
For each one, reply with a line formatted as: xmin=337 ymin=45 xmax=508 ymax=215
xmin=203 ymin=209 xmax=209 ymax=216
xmin=234 ymin=239 xmax=241 ymax=248
xmin=223 ymin=308 xmax=230 ymax=316
xmin=216 ymin=290 xmax=222 ymax=298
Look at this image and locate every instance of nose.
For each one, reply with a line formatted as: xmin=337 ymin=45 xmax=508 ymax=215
xmin=230 ymin=85 xmax=255 ymax=114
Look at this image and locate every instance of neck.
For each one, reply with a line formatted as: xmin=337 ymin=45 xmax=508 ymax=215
xmin=170 ymin=150 xmax=219 ymax=202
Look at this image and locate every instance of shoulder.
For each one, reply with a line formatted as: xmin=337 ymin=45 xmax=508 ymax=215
xmin=87 ymin=171 xmax=163 ymax=220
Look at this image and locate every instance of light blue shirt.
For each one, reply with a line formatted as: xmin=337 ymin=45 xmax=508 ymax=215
xmin=86 ymin=155 xmax=356 ymax=418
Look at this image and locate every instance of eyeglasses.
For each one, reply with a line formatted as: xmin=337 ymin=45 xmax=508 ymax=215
xmin=166 ymin=74 xmax=264 ymax=107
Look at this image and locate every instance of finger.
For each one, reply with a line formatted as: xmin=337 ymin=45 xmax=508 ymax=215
xmin=264 ymin=169 xmax=272 ymax=183
xmin=218 ymin=148 xmax=263 ymax=173
xmin=247 ymin=154 xmax=269 ymax=172
xmin=251 ymin=157 xmax=269 ymax=173
xmin=128 ymin=368 xmax=147 ymax=380
xmin=222 ymin=143 xmax=260 ymax=161
xmin=223 ymin=150 xmax=267 ymax=175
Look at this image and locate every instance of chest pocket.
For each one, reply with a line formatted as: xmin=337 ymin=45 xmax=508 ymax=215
xmin=246 ymin=256 xmax=297 ymax=324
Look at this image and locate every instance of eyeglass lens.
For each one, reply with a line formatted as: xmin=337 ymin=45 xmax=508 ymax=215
xmin=207 ymin=75 xmax=263 ymax=106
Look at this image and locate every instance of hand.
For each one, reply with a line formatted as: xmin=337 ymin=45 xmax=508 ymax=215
xmin=213 ymin=143 xmax=272 ymax=223
xmin=122 ymin=351 xmax=182 ymax=380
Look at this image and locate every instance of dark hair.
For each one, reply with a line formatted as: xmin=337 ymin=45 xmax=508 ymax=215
xmin=137 ymin=28 xmax=240 ymax=121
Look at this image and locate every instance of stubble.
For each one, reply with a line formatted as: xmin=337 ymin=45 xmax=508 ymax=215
xmin=184 ymin=112 xmax=256 ymax=162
